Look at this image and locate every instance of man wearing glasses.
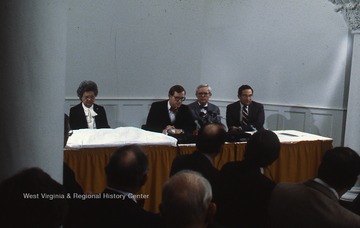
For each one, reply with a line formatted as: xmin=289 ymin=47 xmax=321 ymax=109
xmin=188 ymin=84 xmax=221 ymax=128
xmin=144 ymin=85 xmax=196 ymax=135
xmin=226 ymin=84 xmax=265 ymax=131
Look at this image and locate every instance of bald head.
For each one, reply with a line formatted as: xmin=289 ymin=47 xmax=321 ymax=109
xmin=196 ymin=123 xmax=226 ymax=155
xmin=105 ymin=145 xmax=148 ymax=192
xmin=161 ymin=170 xmax=214 ymax=228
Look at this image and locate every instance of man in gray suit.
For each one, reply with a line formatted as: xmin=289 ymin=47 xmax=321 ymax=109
xmin=188 ymin=84 xmax=221 ymax=129
xmin=268 ymin=147 xmax=360 ymax=227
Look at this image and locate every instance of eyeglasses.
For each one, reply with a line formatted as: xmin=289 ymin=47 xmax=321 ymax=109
xmin=197 ymin=92 xmax=210 ymax=97
xmin=172 ymin=96 xmax=186 ymax=102
xmin=82 ymin=96 xmax=95 ymax=101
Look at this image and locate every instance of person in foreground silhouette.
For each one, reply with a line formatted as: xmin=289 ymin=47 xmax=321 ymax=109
xmin=170 ymin=123 xmax=226 ymax=195
xmin=0 ymin=167 xmax=68 ymax=228
xmin=215 ymin=129 xmax=280 ymax=227
xmin=86 ymin=144 xmax=162 ymax=228
xmin=267 ymin=147 xmax=360 ymax=227
xmin=160 ymin=170 xmax=217 ymax=228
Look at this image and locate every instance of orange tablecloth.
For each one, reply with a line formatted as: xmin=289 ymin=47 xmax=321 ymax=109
xmin=64 ymin=140 xmax=332 ymax=213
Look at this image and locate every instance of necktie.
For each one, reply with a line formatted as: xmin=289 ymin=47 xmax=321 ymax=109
xmin=242 ymin=105 xmax=249 ymax=126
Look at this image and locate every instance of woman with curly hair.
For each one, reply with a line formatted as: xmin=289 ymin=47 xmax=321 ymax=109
xmin=69 ymin=80 xmax=110 ymax=130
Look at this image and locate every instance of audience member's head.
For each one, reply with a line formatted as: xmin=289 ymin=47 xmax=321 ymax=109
xmin=0 ymin=167 xmax=68 ymax=228
xmin=105 ymin=144 xmax=149 ymax=193
xmin=196 ymin=123 xmax=226 ymax=156
xmin=317 ymin=147 xmax=360 ymax=194
xmin=244 ymin=130 xmax=280 ymax=167
xmin=161 ymin=170 xmax=216 ymax=228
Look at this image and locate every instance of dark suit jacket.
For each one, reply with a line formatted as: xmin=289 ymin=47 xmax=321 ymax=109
xmin=268 ymin=180 xmax=360 ymax=227
xmin=69 ymin=102 xmax=110 ymax=130
xmin=215 ymin=160 xmax=275 ymax=228
xmin=188 ymin=102 xmax=221 ymax=127
xmin=85 ymin=188 xmax=162 ymax=228
xmin=170 ymin=151 xmax=219 ymax=194
xmin=145 ymin=100 xmax=195 ymax=134
xmin=226 ymin=100 xmax=264 ymax=131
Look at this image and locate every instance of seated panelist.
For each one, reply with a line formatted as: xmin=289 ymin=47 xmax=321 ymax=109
xmin=188 ymin=84 xmax=221 ymax=128
xmin=144 ymin=85 xmax=195 ymax=135
xmin=69 ymin=80 xmax=110 ymax=130
xmin=226 ymin=84 xmax=265 ymax=132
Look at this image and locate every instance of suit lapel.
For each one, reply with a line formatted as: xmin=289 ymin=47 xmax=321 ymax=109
xmin=163 ymin=100 xmax=172 ymax=124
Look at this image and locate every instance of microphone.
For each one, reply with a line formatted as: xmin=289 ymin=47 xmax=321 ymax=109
xmin=207 ymin=111 xmax=217 ymax=118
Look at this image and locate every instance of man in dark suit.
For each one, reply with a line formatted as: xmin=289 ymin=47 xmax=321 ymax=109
xmin=69 ymin=80 xmax=110 ymax=130
xmin=215 ymin=130 xmax=280 ymax=228
xmin=170 ymin=123 xmax=226 ymax=194
xmin=88 ymin=145 xmax=161 ymax=228
xmin=144 ymin=85 xmax=195 ymax=135
xmin=268 ymin=147 xmax=360 ymax=227
xmin=226 ymin=84 xmax=264 ymax=131
xmin=188 ymin=84 xmax=221 ymax=129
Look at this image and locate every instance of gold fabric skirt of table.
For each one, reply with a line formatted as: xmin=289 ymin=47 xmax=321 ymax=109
xmin=64 ymin=140 xmax=332 ymax=213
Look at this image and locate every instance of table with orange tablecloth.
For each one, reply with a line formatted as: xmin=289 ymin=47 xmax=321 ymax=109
xmin=64 ymin=133 xmax=332 ymax=213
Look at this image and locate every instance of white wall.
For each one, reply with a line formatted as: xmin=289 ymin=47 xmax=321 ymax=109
xmin=0 ymin=0 xmax=67 ymax=182
xmin=65 ymin=1 xmax=350 ymax=147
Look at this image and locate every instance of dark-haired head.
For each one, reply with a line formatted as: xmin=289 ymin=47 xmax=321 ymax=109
xmin=237 ymin=85 xmax=253 ymax=97
xmin=317 ymin=147 xmax=360 ymax=192
xmin=76 ymin=80 xmax=98 ymax=100
xmin=244 ymin=130 xmax=280 ymax=167
xmin=105 ymin=145 xmax=149 ymax=192
xmin=168 ymin=85 xmax=186 ymax=96
xmin=196 ymin=123 xmax=227 ymax=156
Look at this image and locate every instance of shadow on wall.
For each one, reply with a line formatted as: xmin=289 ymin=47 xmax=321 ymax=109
xmin=266 ymin=107 xmax=320 ymax=135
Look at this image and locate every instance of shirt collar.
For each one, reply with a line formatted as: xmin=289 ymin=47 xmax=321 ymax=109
xmin=198 ymin=102 xmax=208 ymax=107
xmin=106 ymin=186 xmax=137 ymax=203
xmin=82 ymin=102 xmax=94 ymax=110
xmin=167 ymin=101 xmax=171 ymax=110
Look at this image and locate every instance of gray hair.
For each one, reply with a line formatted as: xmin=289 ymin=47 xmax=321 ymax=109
xmin=161 ymin=170 xmax=212 ymax=227
xmin=196 ymin=84 xmax=212 ymax=95
xmin=76 ymin=80 xmax=98 ymax=100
